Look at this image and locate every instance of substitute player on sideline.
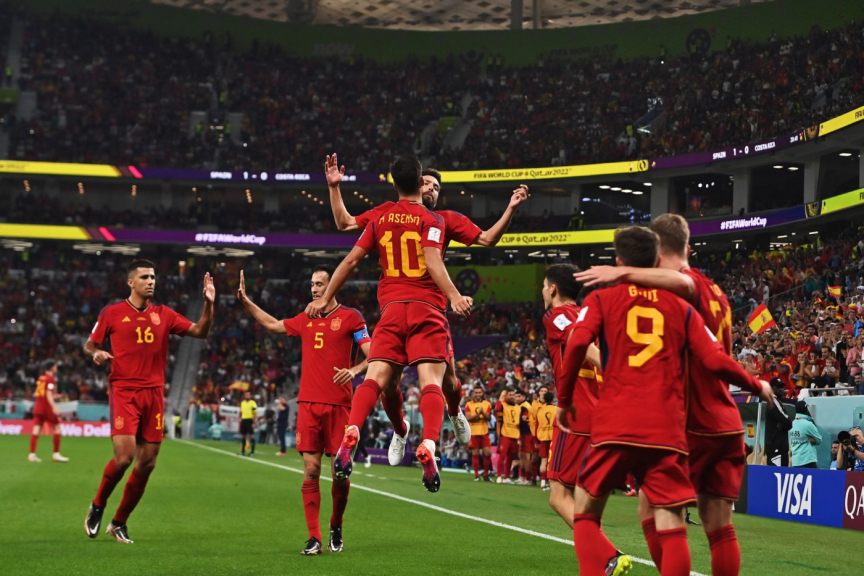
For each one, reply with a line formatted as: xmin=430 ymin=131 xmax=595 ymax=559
xmin=83 ymin=259 xmax=214 ymax=544
xmin=325 ymin=154 xmax=526 ymax=448
xmin=535 ymin=391 xmax=556 ymax=491
xmin=307 ymin=155 xmax=473 ymax=492
xmin=28 ymin=360 xmax=69 ymax=463
xmin=237 ymin=265 xmax=371 ymax=555
xmin=576 ymin=213 xmax=756 ymax=575
xmin=464 ymin=386 xmax=493 ymax=481
xmin=558 ymin=227 xmax=773 ymax=576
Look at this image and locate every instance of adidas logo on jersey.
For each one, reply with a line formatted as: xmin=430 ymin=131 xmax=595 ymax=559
xmin=307 ymin=322 xmax=313 ymax=327
xmin=122 ymin=317 xmax=131 ymax=322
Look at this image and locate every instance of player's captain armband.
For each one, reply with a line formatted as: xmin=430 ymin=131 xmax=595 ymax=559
xmin=704 ymin=325 xmax=718 ymax=342
xmin=576 ymin=307 xmax=589 ymax=323
xmin=353 ymin=328 xmax=370 ymax=343
xmin=553 ymin=314 xmax=572 ymax=331
xmin=427 ymin=227 xmax=442 ymax=243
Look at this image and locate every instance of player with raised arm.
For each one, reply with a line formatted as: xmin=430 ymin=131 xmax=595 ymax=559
xmin=237 ymin=265 xmax=371 ymax=555
xmin=28 ymin=360 xmax=69 ymax=463
xmin=307 ymin=155 xmax=472 ymax=492
xmin=325 ymin=153 xmax=526 ymax=450
xmin=576 ymin=213 xmax=755 ymax=575
xmin=541 ymin=264 xmax=601 ymax=526
xmin=558 ymin=227 xmax=774 ymax=576
xmin=83 ymin=259 xmax=214 ymax=544
xmin=464 ymin=386 xmax=493 ymax=481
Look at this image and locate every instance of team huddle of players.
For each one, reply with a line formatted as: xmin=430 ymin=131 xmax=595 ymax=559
xmin=67 ymin=153 xmax=775 ymax=576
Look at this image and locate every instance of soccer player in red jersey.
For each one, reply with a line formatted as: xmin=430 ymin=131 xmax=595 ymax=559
xmin=83 ymin=259 xmax=214 ymax=544
xmin=28 ymin=360 xmax=69 ymax=463
xmin=557 ymin=227 xmax=773 ymax=576
xmin=237 ymin=265 xmax=371 ymax=555
xmin=325 ymin=153 xmax=526 ymax=449
xmin=576 ymin=214 xmax=758 ymax=575
xmin=541 ymin=263 xmax=601 ymax=528
xmin=307 ymin=155 xmax=473 ymax=492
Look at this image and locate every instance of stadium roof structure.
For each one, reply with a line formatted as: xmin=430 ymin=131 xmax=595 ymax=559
xmin=144 ymin=0 xmax=773 ymax=31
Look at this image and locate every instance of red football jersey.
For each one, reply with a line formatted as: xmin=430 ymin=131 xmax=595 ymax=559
xmin=356 ymin=204 xmax=482 ymax=250
xmin=33 ymin=373 xmax=56 ymax=414
xmin=543 ymin=304 xmax=598 ymax=436
xmin=355 ymin=199 xmax=447 ymax=310
xmin=90 ymin=301 xmax=193 ymax=389
xmin=283 ymin=304 xmax=371 ymax=408
xmin=563 ymin=284 xmax=762 ymax=454
xmin=682 ymin=267 xmax=744 ymax=436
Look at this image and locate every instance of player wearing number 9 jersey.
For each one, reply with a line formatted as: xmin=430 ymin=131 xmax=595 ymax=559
xmin=558 ymin=227 xmax=772 ymax=576
xmin=83 ymin=259 xmax=214 ymax=544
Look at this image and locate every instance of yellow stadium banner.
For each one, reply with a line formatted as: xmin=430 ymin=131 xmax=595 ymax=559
xmin=0 ymin=160 xmax=121 ymax=177
xmin=818 ymin=105 xmax=864 ymax=137
xmin=819 ymin=186 xmax=864 ymax=215
xmin=450 ymin=228 xmax=616 ymax=248
xmin=0 ymin=224 xmax=91 ymax=241
xmin=388 ymin=160 xmax=648 ymax=184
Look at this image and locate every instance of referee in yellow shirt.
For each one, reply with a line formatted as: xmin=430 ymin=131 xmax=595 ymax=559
xmin=239 ymin=391 xmax=258 ymax=456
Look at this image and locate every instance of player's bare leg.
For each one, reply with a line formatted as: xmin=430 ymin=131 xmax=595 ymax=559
xmin=637 ymin=492 xmax=663 ymax=569
xmin=28 ymin=423 xmax=42 ymax=462
xmin=697 ymin=494 xmax=739 ymax=576
xmin=548 ymin=481 xmax=575 ymax=528
xmin=415 ymin=361 xmax=447 ymax=492
xmin=442 ymin=359 xmax=471 ymax=444
xmin=572 ymin=487 xmax=631 ymax=576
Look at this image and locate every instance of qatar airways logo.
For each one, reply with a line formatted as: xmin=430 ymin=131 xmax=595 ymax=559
xmin=194 ymin=233 xmax=267 ymax=246
xmin=720 ymin=217 xmax=768 ymax=231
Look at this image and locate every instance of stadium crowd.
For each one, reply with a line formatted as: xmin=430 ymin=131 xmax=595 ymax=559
xmin=3 ymin=11 xmax=862 ymax=173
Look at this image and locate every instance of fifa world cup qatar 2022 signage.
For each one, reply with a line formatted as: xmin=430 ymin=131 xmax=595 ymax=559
xmin=744 ymin=465 xmax=864 ymax=531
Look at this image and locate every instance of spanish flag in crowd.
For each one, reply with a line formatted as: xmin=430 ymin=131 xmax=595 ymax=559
xmin=828 ymin=286 xmax=842 ymax=297
xmin=748 ymin=303 xmax=776 ymax=335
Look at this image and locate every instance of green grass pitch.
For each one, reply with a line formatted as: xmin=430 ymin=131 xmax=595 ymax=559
xmin=0 ymin=435 xmax=855 ymax=575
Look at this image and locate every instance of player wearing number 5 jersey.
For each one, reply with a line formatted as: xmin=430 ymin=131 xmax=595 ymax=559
xmin=326 ymin=153 xmax=527 ymax=447
xmin=237 ymin=264 xmax=371 ymax=556
xmin=83 ymin=259 xmax=214 ymax=544
xmin=307 ymin=155 xmax=473 ymax=493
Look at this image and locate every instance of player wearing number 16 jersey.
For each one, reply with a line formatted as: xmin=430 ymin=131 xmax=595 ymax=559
xmin=307 ymin=155 xmax=473 ymax=493
xmin=83 ymin=259 xmax=214 ymax=544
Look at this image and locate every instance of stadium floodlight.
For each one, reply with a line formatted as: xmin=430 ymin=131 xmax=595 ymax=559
xmin=788 ymin=167 xmax=799 ymax=171
xmin=643 ymin=182 xmax=652 ymax=186
xmin=773 ymin=165 xmax=783 ymax=169
xmin=839 ymin=152 xmax=852 ymax=157
xmin=599 ymin=185 xmax=610 ymax=189
xmin=610 ymin=187 xmax=621 ymax=191
xmin=622 ymin=189 xmax=632 ymax=193
xmin=632 ymin=191 xmax=644 ymax=195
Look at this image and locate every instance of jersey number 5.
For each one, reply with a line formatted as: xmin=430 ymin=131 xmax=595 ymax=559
xmin=380 ymin=231 xmax=426 ymax=278
xmin=626 ymin=306 xmax=664 ymax=367
xmin=314 ymin=332 xmax=324 ymax=349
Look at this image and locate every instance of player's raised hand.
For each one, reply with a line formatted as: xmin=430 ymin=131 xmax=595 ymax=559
xmin=556 ymin=405 xmax=576 ymax=434
xmin=756 ymin=379 xmax=776 ymax=404
xmin=305 ymin=297 xmax=329 ymax=319
xmin=333 ymin=366 xmax=357 ymax=385
xmin=574 ymin=266 xmax=624 ymax=287
xmin=509 ymin=185 xmax=528 ymax=209
xmin=92 ymin=350 xmax=114 ymax=366
xmin=451 ymin=295 xmax=473 ymax=318
xmin=202 ymin=272 xmax=216 ymax=304
xmin=325 ymin=154 xmax=345 ymax=187
xmin=236 ymin=270 xmax=249 ymax=303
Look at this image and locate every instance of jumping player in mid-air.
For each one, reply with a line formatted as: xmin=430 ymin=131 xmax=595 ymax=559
xmin=83 ymin=259 xmax=214 ymax=544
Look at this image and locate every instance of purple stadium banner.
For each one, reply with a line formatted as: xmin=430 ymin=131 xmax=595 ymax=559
xmin=688 ymin=206 xmax=806 ymax=237
xmin=106 ymin=228 xmax=356 ymax=248
xmin=131 ymin=166 xmax=383 ymax=184
xmin=650 ymin=131 xmax=804 ymax=170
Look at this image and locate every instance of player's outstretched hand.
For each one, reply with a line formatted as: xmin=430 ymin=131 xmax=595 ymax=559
xmin=333 ymin=367 xmax=357 ymax=385
xmin=325 ymin=154 xmax=345 ymax=187
xmin=574 ymin=266 xmax=624 ymax=287
xmin=236 ymin=270 xmax=249 ymax=303
xmin=509 ymin=185 xmax=528 ymax=209
xmin=451 ymin=295 xmax=473 ymax=317
xmin=756 ymin=379 xmax=776 ymax=404
xmin=305 ymin=298 xmax=329 ymax=319
xmin=93 ymin=350 xmax=114 ymax=366
xmin=202 ymin=272 xmax=216 ymax=304
xmin=556 ymin=405 xmax=576 ymax=434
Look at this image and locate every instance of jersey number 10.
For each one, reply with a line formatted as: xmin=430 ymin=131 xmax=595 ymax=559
xmin=380 ymin=231 xmax=426 ymax=278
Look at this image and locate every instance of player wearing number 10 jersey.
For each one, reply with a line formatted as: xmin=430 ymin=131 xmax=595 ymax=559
xmin=83 ymin=259 xmax=214 ymax=544
xmin=307 ymin=155 xmax=473 ymax=493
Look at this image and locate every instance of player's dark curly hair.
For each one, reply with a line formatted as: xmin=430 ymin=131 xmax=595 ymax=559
xmin=313 ymin=264 xmax=336 ymax=280
xmin=545 ymin=263 xmax=581 ymax=301
xmin=614 ymin=226 xmax=659 ymax=268
xmin=389 ymin=155 xmax=422 ymax=194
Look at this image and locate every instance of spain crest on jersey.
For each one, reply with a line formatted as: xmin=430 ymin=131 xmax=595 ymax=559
xmin=330 ymin=317 xmax=342 ymax=331
xmin=150 ymin=312 xmax=161 ymax=325
xmin=115 ymin=416 xmax=124 ymax=430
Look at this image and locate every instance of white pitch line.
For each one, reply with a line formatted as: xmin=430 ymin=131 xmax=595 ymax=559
xmin=177 ymin=440 xmax=707 ymax=576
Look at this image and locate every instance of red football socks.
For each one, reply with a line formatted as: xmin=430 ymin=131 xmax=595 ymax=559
xmin=657 ymin=527 xmax=691 ymax=576
xmin=707 ymin=524 xmax=740 ymax=576
xmin=53 ymin=433 xmax=61 ymax=453
xmin=301 ymin=480 xmax=322 ymax=541
xmin=472 ymin=455 xmax=480 ymax=477
xmin=540 ymin=471 xmax=548 ymax=482
xmin=29 ymin=435 xmax=38 ymax=453
xmin=642 ymin=518 xmax=663 ymax=568
xmin=94 ymin=459 xmax=125 ymax=508
xmin=442 ymin=379 xmax=463 ymax=417
xmin=573 ymin=513 xmax=618 ymax=576
xmin=114 ymin=467 xmax=151 ymax=524
xmin=483 ymin=455 xmax=491 ymax=477
xmin=347 ymin=380 xmax=382 ymax=430
xmin=381 ymin=388 xmax=407 ymax=437
xmin=330 ymin=479 xmax=350 ymax=528
xmin=419 ymin=385 xmax=445 ymax=442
